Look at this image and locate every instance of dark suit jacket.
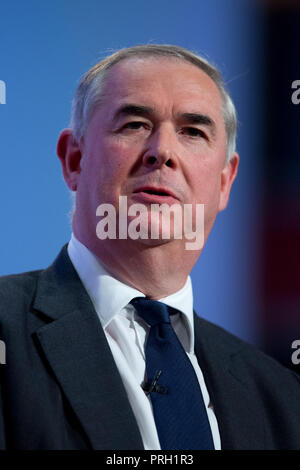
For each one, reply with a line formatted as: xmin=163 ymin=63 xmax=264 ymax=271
xmin=0 ymin=245 xmax=300 ymax=450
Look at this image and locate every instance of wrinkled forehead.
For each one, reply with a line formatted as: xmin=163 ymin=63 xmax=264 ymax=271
xmin=100 ymin=56 xmax=224 ymax=114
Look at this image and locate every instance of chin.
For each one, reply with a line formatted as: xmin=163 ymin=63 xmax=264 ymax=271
xmin=126 ymin=211 xmax=184 ymax=243
xmin=132 ymin=237 xmax=174 ymax=248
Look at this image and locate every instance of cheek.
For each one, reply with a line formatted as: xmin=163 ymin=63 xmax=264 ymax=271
xmin=82 ymin=141 xmax=121 ymax=178
xmin=190 ymin=160 xmax=222 ymax=201
xmin=99 ymin=138 xmax=136 ymax=173
xmin=99 ymin=140 xmax=144 ymax=195
xmin=81 ymin=140 xmax=135 ymax=202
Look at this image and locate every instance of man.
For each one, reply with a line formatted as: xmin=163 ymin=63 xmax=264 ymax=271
xmin=0 ymin=44 xmax=299 ymax=450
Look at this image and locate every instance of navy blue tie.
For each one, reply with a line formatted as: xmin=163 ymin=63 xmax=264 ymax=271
xmin=131 ymin=297 xmax=214 ymax=450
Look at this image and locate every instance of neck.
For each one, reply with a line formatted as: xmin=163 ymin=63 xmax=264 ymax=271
xmin=74 ymin=232 xmax=200 ymax=299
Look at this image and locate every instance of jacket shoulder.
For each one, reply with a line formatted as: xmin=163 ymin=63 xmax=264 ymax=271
xmin=0 ymin=270 xmax=42 ymax=323
xmin=194 ymin=313 xmax=300 ymax=385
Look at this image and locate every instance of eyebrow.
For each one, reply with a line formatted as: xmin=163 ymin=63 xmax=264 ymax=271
xmin=113 ymin=104 xmax=154 ymax=120
xmin=180 ymin=113 xmax=216 ymax=137
xmin=113 ymin=103 xmax=216 ymax=136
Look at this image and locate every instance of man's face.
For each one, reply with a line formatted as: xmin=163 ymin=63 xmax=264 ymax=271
xmin=62 ymin=57 xmax=238 ymax=250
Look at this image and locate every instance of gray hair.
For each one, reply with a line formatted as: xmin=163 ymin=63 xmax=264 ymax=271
xmin=70 ymin=44 xmax=237 ymax=162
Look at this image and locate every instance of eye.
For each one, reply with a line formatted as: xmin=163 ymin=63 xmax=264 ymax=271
xmin=183 ymin=127 xmax=207 ymax=139
xmin=123 ymin=121 xmax=147 ymax=130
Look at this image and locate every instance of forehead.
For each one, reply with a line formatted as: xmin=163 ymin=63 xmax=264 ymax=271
xmin=100 ymin=57 xmax=224 ymax=121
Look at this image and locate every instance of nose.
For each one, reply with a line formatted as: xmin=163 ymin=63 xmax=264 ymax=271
xmin=142 ymin=124 xmax=179 ymax=169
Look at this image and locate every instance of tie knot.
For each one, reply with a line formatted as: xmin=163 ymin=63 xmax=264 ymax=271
xmin=130 ymin=297 xmax=171 ymax=326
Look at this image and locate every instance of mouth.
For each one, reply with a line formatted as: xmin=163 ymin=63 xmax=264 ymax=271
xmin=132 ymin=186 xmax=179 ymax=203
xmin=133 ymin=186 xmax=177 ymax=197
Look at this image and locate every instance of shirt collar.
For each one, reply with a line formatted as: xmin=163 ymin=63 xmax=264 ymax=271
xmin=67 ymin=233 xmax=195 ymax=351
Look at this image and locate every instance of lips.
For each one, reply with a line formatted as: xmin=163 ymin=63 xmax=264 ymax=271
xmin=133 ymin=186 xmax=178 ymax=199
xmin=131 ymin=186 xmax=180 ymax=205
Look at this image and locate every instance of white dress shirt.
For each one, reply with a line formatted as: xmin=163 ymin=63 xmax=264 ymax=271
xmin=67 ymin=234 xmax=221 ymax=450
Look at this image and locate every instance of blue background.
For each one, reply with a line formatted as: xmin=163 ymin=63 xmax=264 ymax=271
xmin=0 ymin=0 xmax=264 ymax=344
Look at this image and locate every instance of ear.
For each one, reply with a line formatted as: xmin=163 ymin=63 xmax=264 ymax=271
xmin=218 ymin=152 xmax=239 ymax=212
xmin=56 ymin=129 xmax=82 ymax=191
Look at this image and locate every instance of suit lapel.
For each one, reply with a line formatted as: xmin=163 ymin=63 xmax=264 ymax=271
xmin=32 ymin=246 xmax=265 ymax=450
xmin=194 ymin=314 xmax=266 ymax=450
xmin=33 ymin=246 xmax=143 ymax=450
